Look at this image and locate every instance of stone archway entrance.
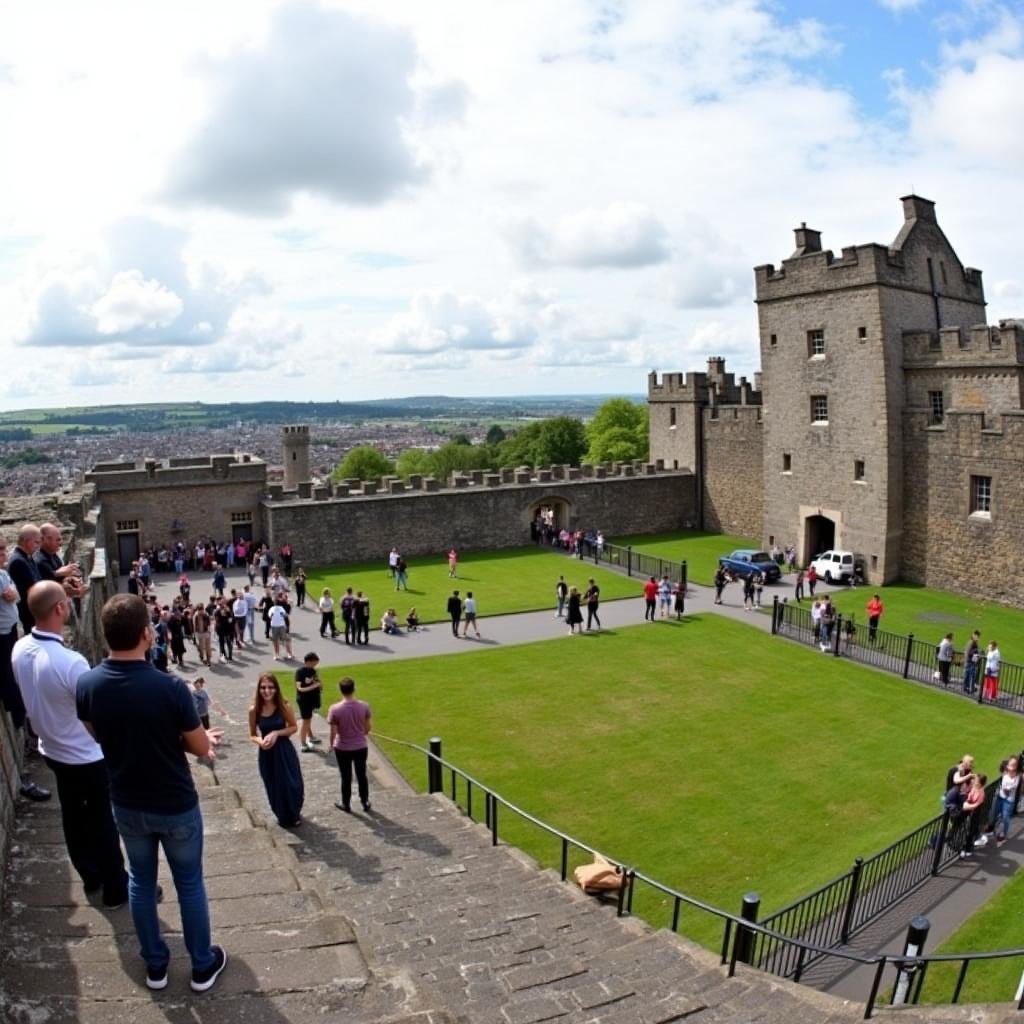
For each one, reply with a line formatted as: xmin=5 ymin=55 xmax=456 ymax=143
xmin=804 ymin=514 xmax=836 ymax=564
xmin=527 ymin=496 xmax=573 ymax=540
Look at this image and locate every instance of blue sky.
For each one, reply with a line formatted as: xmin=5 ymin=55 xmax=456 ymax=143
xmin=1 ymin=0 xmax=1023 ymax=406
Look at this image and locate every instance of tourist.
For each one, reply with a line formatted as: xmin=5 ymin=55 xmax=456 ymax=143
xmin=742 ymin=574 xmax=755 ymax=612
xmin=673 ymin=580 xmax=685 ymax=620
xmin=259 ymin=548 xmax=270 ymax=587
xmin=807 ymin=564 xmax=817 ymax=597
xmin=659 ymin=574 xmax=673 ymax=618
xmin=819 ymin=598 xmax=835 ymax=651
xmin=983 ymin=634 xmax=999 ymax=700
xmin=328 ymin=677 xmax=372 ymax=814
xmin=191 ymin=676 xmax=210 ymax=730
xmin=962 ymin=630 xmax=981 ymax=695
xmin=8 ymin=523 xmax=43 ymax=632
xmin=12 ymin=581 xmax=126 ymax=901
xmin=958 ymin=773 xmax=987 ymax=859
xmin=713 ymin=566 xmax=727 ymax=605
xmin=585 ymin=579 xmax=601 ymax=631
xmin=354 ymin=591 xmax=371 ymax=645
xmin=179 ymin=574 xmax=191 ymax=602
xmin=787 ymin=546 xmax=797 ymax=572
xmin=555 ymin=575 xmax=568 ymax=618
xmin=168 ymin=606 xmax=187 ymax=667
xmin=294 ymin=568 xmax=307 ymax=608
xmin=268 ymin=600 xmax=293 ymax=660
xmin=395 ymin=557 xmax=408 ymax=591
xmin=244 ymin=584 xmax=258 ymax=645
xmin=212 ymin=564 xmax=226 ymax=598
xmin=247 ymin=554 xmax=257 ymax=588
xmin=213 ymin=598 xmax=234 ymax=663
xmin=35 ymin=523 xmax=84 ymax=597
xmin=405 ymin=607 xmax=420 ymax=631
xmin=566 ymin=586 xmax=583 ymax=635
xmin=986 ymin=756 xmax=1020 ymax=845
xmin=294 ymin=653 xmax=323 ymax=752
xmin=231 ymin=590 xmax=248 ymax=648
xmin=447 ymin=590 xmax=462 ymax=637
xmin=794 ymin=568 xmax=805 ymax=603
xmin=279 ymin=542 xmax=293 ymax=577
xmin=318 ymin=587 xmax=338 ymax=639
xmin=447 ymin=548 xmax=458 ymax=578
xmin=810 ymin=598 xmax=823 ymax=645
xmin=945 ymin=754 xmax=975 ymax=796
xmin=76 ymin=594 xmax=227 ymax=993
xmin=936 ymin=633 xmax=954 ymax=686
xmin=248 ymin=673 xmax=303 ymax=828
xmin=269 ymin=568 xmax=289 ymax=599
xmin=387 ymin=547 xmax=400 ymax=578
xmin=462 ymin=592 xmax=481 ymax=638
xmin=0 ymin=537 xmax=29 ymax=736
xmin=866 ymin=593 xmax=883 ymax=643
xmin=381 ymin=608 xmax=400 ymax=634
xmin=642 ymin=576 xmax=657 ymax=621
xmin=259 ymin=589 xmax=275 ymax=639
xmin=754 ymin=573 xmax=764 ymax=609
xmin=341 ymin=587 xmax=356 ymax=645
xmin=192 ymin=604 xmax=212 ymax=667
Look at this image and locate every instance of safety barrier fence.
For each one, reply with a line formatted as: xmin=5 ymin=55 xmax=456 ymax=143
xmin=374 ymin=733 xmax=1024 ymax=1018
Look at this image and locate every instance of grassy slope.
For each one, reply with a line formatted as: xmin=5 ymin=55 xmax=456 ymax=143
xmin=283 ymin=616 xmax=1022 ymax=947
xmin=301 ymin=546 xmax=639 ymax=629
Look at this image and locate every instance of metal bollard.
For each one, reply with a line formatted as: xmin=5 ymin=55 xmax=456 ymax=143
xmin=892 ymin=916 xmax=930 ymax=1006
xmin=427 ymin=736 xmax=443 ymax=794
xmin=734 ymin=892 xmax=761 ymax=965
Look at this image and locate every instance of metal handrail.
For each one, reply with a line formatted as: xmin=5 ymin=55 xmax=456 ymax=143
xmin=372 ymin=733 xmax=1024 ymax=1017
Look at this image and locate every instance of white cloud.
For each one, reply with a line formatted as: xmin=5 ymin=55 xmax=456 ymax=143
xmin=166 ymin=1 xmax=434 ymax=214
xmin=877 ymin=0 xmax=922 ymax=12
xmin=505 ymin=202 xmax=670 ymax=269
xmin=90 ymin=270 xmax=183 ymax=335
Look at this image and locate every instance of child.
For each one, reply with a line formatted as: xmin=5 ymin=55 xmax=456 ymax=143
xmin=192 ymin=676 xmax=210 ymax=729
xmin=406 ymin=607 xmax=420 ymax=631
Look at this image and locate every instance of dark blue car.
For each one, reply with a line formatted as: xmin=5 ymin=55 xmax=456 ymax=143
xmin=718 ymin=549 xmax=781 ymax=583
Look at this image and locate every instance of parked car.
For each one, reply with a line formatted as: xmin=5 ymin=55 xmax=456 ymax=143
xmin=809 ymin=550 xmax=855 ymax=583
xmin=718 ymin=549 xmax=781 ymax=582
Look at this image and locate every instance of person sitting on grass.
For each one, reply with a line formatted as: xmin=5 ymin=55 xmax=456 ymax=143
xmin=381 ymin=608 xmax=400 ymax=635
xmin=405 ymin=608 xmax=420 ymax=631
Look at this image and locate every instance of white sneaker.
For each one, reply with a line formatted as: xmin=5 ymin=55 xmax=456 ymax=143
xmin=974 ymin=834 xmax=989 ymax=847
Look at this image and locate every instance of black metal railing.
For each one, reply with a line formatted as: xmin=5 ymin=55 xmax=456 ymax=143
xmin=583 ymin=540 xmax=688 ymax=593
xmin=773 ymin=599 xmax=1024 ymax=715
xmin=373 ymin=733 xmax=1024 ymax=1018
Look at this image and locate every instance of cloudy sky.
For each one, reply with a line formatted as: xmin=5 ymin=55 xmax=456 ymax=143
xmin=2 ymin=0 xmax=1023 ymax=408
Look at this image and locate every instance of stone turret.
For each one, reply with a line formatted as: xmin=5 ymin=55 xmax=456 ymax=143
xmin=282 ymin=425 xmax=311 ymax=491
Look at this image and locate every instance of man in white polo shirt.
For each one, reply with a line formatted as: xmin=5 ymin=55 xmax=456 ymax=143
xmin=12 ymin=580 xmax=128 ymax=907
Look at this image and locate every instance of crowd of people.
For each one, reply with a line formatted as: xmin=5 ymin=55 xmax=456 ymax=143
xmin=940 ymin=752 xmax=1022 ymax=859
xmin=123 ymin=539 xmax=296 ymax=583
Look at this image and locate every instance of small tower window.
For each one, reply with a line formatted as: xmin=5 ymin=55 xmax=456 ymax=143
xmin=854 ymin=460 xmax=865 ymax=481
xmin=770 ymin=333 xmax=778 ymax=347
xmin=670 ymin=406 xmax=677 ymax=428
xmin=811 ymin=395 xmax=829 ymax=424
xmin=782 ymin=453 xmax=792 ymax=473
xmin=808 ymin=329 xmax=825 ymax=357
xmin=292 ymin=452 xmax=297 ymax=461
xmin=928 ymin=391 xmax=944 ymax=424
xmin=858 ymin=326 xmax=867 ymax=341
xmin=971 ymin=475 xmax=992 ymax=516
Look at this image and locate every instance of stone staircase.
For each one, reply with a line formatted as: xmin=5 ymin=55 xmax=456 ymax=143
xmin=3 ymin=728 xmax=1023 ymax=1023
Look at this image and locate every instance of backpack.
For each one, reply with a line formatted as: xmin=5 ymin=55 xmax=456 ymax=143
xmin=573 ymin=854 xmax=624 ymax=894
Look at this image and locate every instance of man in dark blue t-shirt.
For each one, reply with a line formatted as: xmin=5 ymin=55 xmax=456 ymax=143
xmin=77 ymin=594 xmax=227 ymax=994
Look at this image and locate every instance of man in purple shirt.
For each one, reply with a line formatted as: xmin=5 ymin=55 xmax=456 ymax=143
xmin=327 ymin=677 xmax=371 ymax=814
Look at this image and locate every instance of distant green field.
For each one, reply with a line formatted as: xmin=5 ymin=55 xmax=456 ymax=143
xmin=610 ymin=529 xmax=761 ymax=584
xmin=282 ymin=617 xmax=1022 ymax=949
xmin=303 ymin=545 xmax=637 ymax=630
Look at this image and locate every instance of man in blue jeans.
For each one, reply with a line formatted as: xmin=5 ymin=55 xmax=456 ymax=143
xmin=77 ymin=593 xmax=227 ymax=993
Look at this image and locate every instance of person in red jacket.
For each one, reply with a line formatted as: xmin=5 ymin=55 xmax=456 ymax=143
xmin=866 ymin=594 xmax=884 ymax=644
xmin=807 ymin=564 xmax=818 ymax=597
xmin=642 ymin=577 xmax=658 ymax=622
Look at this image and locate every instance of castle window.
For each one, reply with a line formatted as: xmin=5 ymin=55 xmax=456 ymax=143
xmin=230 ymin=512 xmax=253 ymax=524
xmin=808 ymin=329 xmax=825 ymax=357
xmin=770 ymin=333 xmax=778 ymax=348
xmin=115 ymin=520 xmax=139 ymax=532
xmin=811 ymin=395 xmax=829 ymax=424
xmin=670 ymin=406 xmax=676 ymax=428
xmin=854 ymin=460 xmax=865 ymax=482
xmin=928 ymin=390 xmax=944 ymax=424
xmin=858 ymin=326 xmax=867 ymax=341
xmin=782 ymin=453 xmax=792 ymax=473
xmin=971 ymin=475 xmax=992 ymax=516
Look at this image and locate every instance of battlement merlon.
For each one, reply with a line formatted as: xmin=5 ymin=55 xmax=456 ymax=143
xmin=649 ymin=358 xmax=762 ymax=406
xmin=282 ymin=424 xmax=310 ymax=437
xmin=903 ymin=320 xmax=1024 ymax=367
xmin=754 ymin=196 xmax=985 ymax=304
xmin=906 ymin=407 xmax=1024 ymax=445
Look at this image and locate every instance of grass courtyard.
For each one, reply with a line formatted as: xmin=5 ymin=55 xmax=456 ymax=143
xmin=301 ymin=546 xmax=637 ymax=629
xmin=610 ymin=529 xmax=759 ymax=584
xmin=283 ymin=615 xmax=1023 ymax=950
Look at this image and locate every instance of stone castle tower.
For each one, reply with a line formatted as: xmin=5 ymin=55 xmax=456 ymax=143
xmin=281 ymin=424 xmax=311 ymax=490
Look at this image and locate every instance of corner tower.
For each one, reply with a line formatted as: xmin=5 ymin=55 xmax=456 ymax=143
xmin=282 ymin=424 xmax=311 ymax=491
xmin=754 ymin=195 xmax=985 ymax=581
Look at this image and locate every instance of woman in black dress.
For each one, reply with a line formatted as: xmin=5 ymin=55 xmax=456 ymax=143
xmin=566 ymin=586 xmax=584 ymax=635
xmin=294 ymin=568 xmax=307 ymax=608
xmin=248 ymin=673 xmax=304 ymax=828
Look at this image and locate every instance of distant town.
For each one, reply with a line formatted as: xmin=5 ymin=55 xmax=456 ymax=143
xmin=0 ymin=396 xmax=627 ymax=497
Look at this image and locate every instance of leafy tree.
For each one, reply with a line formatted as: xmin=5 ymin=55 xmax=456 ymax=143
xmin=485 ymin=424 xmax=506 ymax=445
xmin=495 ymin=416 xmax=587 ymax=467
xmin=331 ymin=445 xmax=393 ymax=481
xmin=430 ymin=441 xmax=493 ymax=484
xmin=586 ymin=398 xmax=648 ymax=463
xmin=395 ymin=448 xmax=435 ymax=478
xmin=449 ymin=432 xmax=472 ymax=446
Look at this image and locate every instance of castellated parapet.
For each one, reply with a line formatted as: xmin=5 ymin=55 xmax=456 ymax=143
xmin=262 ymin=463 xmax=696 ymax=565
xmin=282 ymin=424 xmax=311 ymax=490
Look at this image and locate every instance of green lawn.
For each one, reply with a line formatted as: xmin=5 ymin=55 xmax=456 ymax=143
xmin=824 ymin=583 xmax=1024 ymax=665
xmin=610 ymin=530 xmax=761 ymax=585
xmin=302 ymin=546 xmax=637 ymax=630
xmin=916 ymin=869 xmax=1024 ymax=1005
xmin=284 ymin=617 xmax=1022 ymax=949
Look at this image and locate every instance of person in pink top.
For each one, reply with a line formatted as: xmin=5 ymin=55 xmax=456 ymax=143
xmin=447 ymin=549 xmax=458 ymax=578
xmin=327 ymin=677 xmax=372 ymax=814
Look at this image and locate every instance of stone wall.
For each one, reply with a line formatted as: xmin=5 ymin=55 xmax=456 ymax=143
xmin=701 ymin=407 xmax=763 ymax=539
xmin=0 ymin=703 xmax=22 ymax=908
xmin=902 ymin=410 xmax=1024 ymax=604
xmin=264 ymin=470 xmax=696 ymax=564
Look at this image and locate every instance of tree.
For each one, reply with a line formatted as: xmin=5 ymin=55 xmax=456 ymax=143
xmin=534 ymin=416 xmax=588 ymax=466
xmin=485 ymin=424 xmax=506 ymax=445
xmin=395 ymin=448 xmax=434 ymax=478
xmin=449 ymin=432 xmax=472 ymax=446
xmin=586 ymin=398 xmax=648 ymax=463
xmin=430 ymin=441 xmax=492 ymax=484
xmin=331 ymin=445 xmax=392 ymax=481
